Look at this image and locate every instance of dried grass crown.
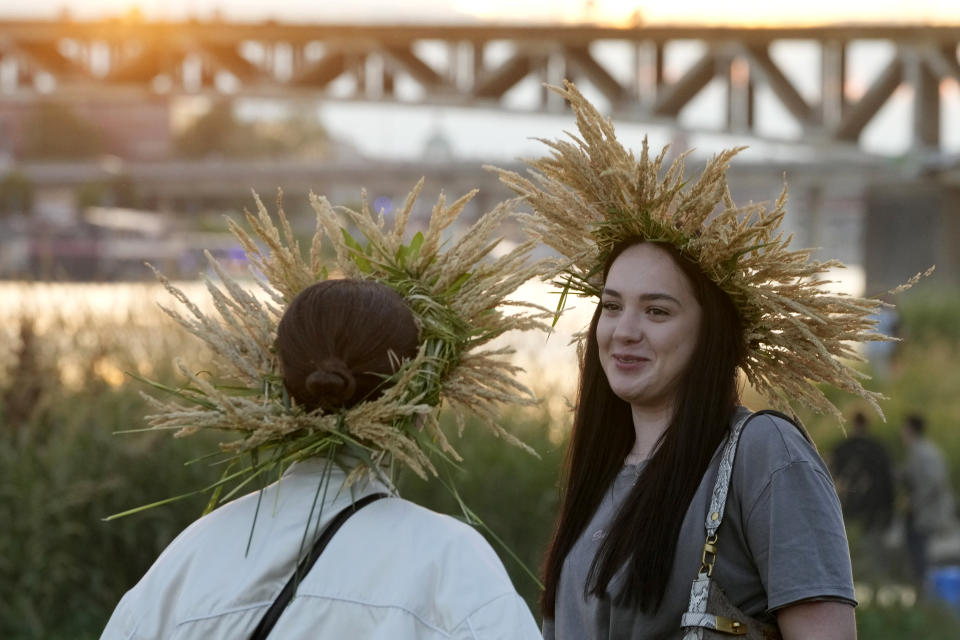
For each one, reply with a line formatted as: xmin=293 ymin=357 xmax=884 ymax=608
xmin=139 ymin=179 xmax=554 ymax=502
xmin=496 ymin=80 xmax=921 ymax=422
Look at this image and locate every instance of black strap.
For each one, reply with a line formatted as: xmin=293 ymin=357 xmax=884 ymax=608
xmin=249 ymin=492 xmax=389 ymax=640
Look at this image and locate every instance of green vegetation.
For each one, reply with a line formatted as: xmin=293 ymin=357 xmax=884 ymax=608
xmin=3 ymin=287 xmax=960 ymax=638
xmin=174 ymin=101 xmax=330 ymax=160
xmin=805 ymin=293 xmax=960 ymax=492
xmin=22 ymin=102 xmax=104 ymax=160
xmin=0 ymin=171 xmax=34 ymax=216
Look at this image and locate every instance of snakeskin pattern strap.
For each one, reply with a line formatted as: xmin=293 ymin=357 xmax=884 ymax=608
xmin=704 ymin=411 xmax=753 ymax=537
xmin=681 ymin=575 xmax=712 ymax=639
xmin=683 ymin=410 xmax=793 ymax=639
xmin=683 ymin=410 xmax=755 ymax=640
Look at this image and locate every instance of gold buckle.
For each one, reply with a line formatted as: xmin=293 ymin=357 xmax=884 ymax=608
xmin=699 ymin=533 xmax=718 ymax=576
xmin=714 ymin=615 xmax=747 ymax=635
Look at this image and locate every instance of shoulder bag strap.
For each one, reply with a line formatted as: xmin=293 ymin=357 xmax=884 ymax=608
xmin=681 ymin=410 xmax=794 ymax=638
xmin=249 ymin=491 xmax=389 ymax=640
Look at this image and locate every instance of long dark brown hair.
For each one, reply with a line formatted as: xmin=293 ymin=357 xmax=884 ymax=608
xmin=276 ymin=279 xmax=420 ymax=412
xmin=542 ymin=239 xmax=747 ymax=616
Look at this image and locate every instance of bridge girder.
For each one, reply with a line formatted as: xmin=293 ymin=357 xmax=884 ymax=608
xmin=1 ymin=20 xmax=959 ymax=151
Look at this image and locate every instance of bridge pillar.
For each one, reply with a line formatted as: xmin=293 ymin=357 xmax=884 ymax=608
xmin=726 ymin=56 xmax=754 ymax=132
xmin=292 ymin=44 xmax=306 ymax=80
xmin=544 ymin=50 xmax=568 ymax=112
xmin=909 ymin=51 xmax=941 ymax=150
xmin=821 ymin=40 xmax=847 ymax=130
xmin=472 ymin=42 xmax=484 ymax=86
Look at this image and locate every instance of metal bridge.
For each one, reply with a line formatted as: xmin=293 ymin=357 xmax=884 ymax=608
xmin=2 ymin=19 xmax=960 ymax=151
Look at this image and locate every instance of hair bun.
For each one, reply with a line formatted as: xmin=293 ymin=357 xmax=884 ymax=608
xmin=304 ymin=358 xmax=357 ymax=409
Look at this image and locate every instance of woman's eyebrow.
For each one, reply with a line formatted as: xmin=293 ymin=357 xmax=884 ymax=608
xmin=602 ymin=288 xmax=682 ymax=306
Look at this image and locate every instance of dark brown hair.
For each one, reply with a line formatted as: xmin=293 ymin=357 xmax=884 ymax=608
xmin=904 ymin=413 xmax=926 ymax=436
xmin=276 ymin=279 xmax=420 ymax=412
xmin=542 ymin=239 xmax=746 ymax=616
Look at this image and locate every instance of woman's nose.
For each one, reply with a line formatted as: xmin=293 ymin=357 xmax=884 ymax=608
xmin=612 ymin=313 xmax=643 ymax=343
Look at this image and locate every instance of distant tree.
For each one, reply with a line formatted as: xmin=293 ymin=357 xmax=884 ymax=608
xmin=174 ymin=101 xmax=241 ymax=159
xmin=254 ymin=109 xmax=331 ymax=160
xmin=76 ymin=182 xmax=106 ymax=210
xmin=109 ymin=174 xmax=141 ymax=208
xmin=0 ymin=171 xmax=34 ymax=216
xmin=174 ymin=101 xmax=330 ymax=159
xmin=22 ymin=102 xmax=104 ymax=160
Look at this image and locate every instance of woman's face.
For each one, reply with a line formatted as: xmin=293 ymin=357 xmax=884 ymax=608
xmin=596 ymin=243 xmax=702 ymax=413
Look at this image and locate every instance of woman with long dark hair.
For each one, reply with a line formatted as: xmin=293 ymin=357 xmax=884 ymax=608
xmin=498 ymin=82 xmax=896 ymax=639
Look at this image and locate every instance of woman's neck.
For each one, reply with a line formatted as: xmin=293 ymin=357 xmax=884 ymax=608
xmin=626 ymin=403 xmax=673 ymax=464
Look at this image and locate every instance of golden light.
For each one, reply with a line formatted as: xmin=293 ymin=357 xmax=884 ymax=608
xmin=729 ymin=57 xmax=750 ymax=88
xmin=94 ymin=358 xmax=128 ymax=388
xmin=453 ymin=0 xmax=960 ymax=26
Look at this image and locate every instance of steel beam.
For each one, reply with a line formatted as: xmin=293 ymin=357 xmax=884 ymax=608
xmin=834 ymin=55 xmax=904 ymax=142
xmin=820 ymin=40 xmax=847 ymax=128
xmin=474 ymin=54 xmax=543 ymax=100
xmin=200 ymin=43 xmax=261 ymax=83
xmin=1 ymin=20 xmax=959 ymax=152
xmin=382 ymin=44 xmax=446 ymax=89
xmin=291 ymin=51 xmax=348 ymax=89
xmin=742 ymin=43 xmax=814 ymax=126
xmin=563 ymin=45 xmax=627 ymax=107
xmin=653 ymin=50 xmax=717 ymax=117
xmin=11 ymin=40 xmax=88 ymax=79
xmin=922 ymin=44 xmax=960 ymax=82
xmin=105 ymin=44 xmax=175 ymax=83
xmin=911 ymin=51 xmax=940 ymax=148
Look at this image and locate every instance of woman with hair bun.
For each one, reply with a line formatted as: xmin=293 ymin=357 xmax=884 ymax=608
xmin=101 ymin=184 xmax=546 ymax=639
xmin=276 ymin=279 xmax=420 ymax=412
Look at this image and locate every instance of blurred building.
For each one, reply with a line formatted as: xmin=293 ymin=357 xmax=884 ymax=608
xmin=0 ymin=205 xmax=242 ymax=281
xmin=864 ymin=175 xmax=960 ymax=294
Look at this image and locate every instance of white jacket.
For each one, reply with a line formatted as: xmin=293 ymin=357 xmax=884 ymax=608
xmin=101 ymin=460 xmax=541 ymax=639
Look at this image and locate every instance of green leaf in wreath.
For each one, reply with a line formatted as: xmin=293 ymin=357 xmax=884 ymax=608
xmin=445 ymin=272 xmax=472 ymax=296
xmin=407 ymin=231 xmax=424 ymax=262
xmin=340 ymin=229 xmax=373 ymax=273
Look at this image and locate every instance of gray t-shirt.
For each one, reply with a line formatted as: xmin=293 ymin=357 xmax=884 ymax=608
xmin=544 ymin=410 xmax=856 ymax=640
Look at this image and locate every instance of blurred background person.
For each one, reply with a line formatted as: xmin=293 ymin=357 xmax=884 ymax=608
xmin=865 ymin=307 xmax=901 ymax=380
xmin=831 ymin=410 xmax=895 ymax=533
xmin=901 ymin=412 xmax=957 ymax=594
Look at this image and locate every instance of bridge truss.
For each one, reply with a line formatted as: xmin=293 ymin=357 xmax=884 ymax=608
xmin=1 ymin=19 xmax=959 ymax=151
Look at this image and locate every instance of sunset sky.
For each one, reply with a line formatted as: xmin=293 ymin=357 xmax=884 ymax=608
xmin=5 ymin=0 xmax=960 ymax=25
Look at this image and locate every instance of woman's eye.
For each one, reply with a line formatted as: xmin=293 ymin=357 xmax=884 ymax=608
xmin=647 ymin=307 xmax=669 ymax=317
xmin=601 ymin=301 xmax=620 ymax=312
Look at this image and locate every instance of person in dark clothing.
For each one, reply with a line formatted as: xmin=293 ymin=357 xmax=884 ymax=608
xmin=831 ymin=411 xmax=895 ymax=532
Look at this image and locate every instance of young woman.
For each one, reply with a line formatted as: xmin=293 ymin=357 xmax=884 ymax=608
xmin=497 ymin=81 xmax=893 ymax=639
xmin=101 ymin=280 xmax=541 ymax=639
xmin=542 ymin=241 xmax=855 ymax=639
xmin=101 ymin=183 xmax=549 ymax=640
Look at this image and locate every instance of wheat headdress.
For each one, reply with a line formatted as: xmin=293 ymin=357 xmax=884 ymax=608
xmin=497 ymin=81 xmax=920 ymax=422
xmin=125 ymin=180 xmax=554 ymax=514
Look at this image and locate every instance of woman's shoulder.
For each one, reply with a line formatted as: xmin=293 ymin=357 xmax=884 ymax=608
xmin=734 ymin=409 xmax=827 ymax=473
xmin=363 ymin=497 xmax=506 ymax=565
xmin=369 ymin=497 xmax=483 ymax=539
xmin=728 ymin=410 xmax=841 ymax=531
xmin=314 ymin=497 xmax=523 ymax=621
